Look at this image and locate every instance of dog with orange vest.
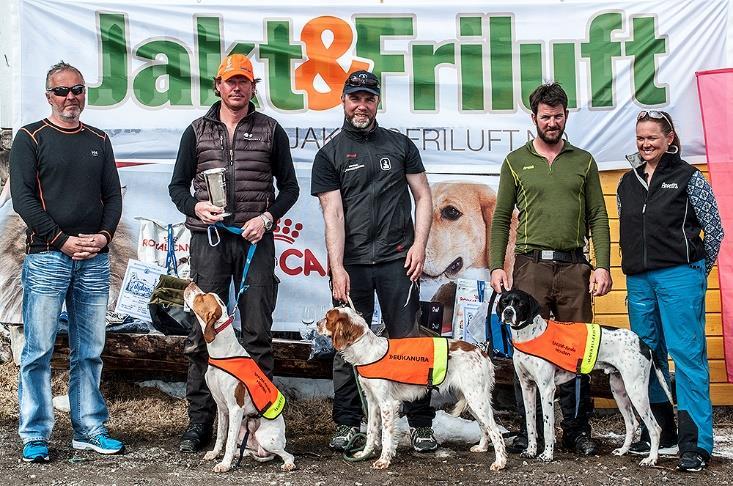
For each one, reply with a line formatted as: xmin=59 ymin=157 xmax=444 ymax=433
xmin=497 ymin=289 xmax=673 ymax=466
xmin=184 ymin=282 xmax=295 ymax=472
xmin=317 ymin=305 xmax=507 ymax=471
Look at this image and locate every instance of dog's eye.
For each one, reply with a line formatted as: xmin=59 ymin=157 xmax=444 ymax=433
xmin=441 ymin=206 xmax=462 ymax=221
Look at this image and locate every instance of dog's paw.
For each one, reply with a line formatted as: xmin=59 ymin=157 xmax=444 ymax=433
xmin=612 ymin=447 xmax=628 ymax=456
xmin=537 ymin=451 xmax=554 ymax=462
xmin=203 ymin=450 xmax=219 ymax=461
xmin=519 ymin=450 xmax=536 ymax=459
xmin=639 ymin=456 xmax=658 ymax=467
xmin=470 ymin=444 xmax=489 ymax=453
xmin=490 ymin=460 xmax=506 ymax=471
xmin=212 ymin=461 xmax=231 ymax=473
xmin=281 ymin=462 xmax=296 ymax=472
xmin=372 ymin=458 xmax=391 ymax=469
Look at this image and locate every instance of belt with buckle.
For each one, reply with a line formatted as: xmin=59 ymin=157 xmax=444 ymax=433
xmin=524 ymin=248 xmax=584 ymax=264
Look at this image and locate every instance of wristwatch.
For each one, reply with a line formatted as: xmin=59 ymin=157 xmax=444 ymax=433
xmin=260 ymin=214 xmax=273 ymax=231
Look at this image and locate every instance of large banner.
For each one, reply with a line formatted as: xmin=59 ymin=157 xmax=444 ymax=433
xmin=3 ymin=0 xmax=729 ymax=332
xmin=14 ymin=0 xmax=728 ymax=170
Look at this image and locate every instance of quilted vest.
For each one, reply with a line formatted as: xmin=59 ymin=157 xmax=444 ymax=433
xmin=356 ymin=337 xmax=449 ymax=386
xmin=188 ymin=102 xmax=276 ymax=231
xmin=512 ymin=321 xmax=601 ymax=374
xmin=208 ymin=356 xmax=285 ymax=419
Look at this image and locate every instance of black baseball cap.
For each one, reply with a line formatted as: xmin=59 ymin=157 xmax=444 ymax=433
xmin=343 ymin=70 xmax=380 ymax=96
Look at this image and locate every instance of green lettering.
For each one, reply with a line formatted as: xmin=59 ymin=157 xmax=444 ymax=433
xmin=260 ymin=20 xmax=303 ymax=110
xmin=489 ymin=16 xmax=514 ymax=110
xmin=133 ymin=40 xmax=192 ymax=106
xmin=89 ymin=13 xmax=128 ymax=106
xmin=519 ymin=43 xmax=542 ymax=111
xmin=412 ymin=43 xmax=455 ymax=111
xmin=552 ymin=42 xmax=578 ymax=109
xmin=625 ymin=16 xmax=667 ymax=105
xmin=196 ymin=16 xmax=223 ymax=106
xmin=458 ymin=16 xmax=484 ymax=111
xmin=355 ymin=16 xmax=414 ymax=105
xmin=580 ymin=12 xmax=622 ymax=107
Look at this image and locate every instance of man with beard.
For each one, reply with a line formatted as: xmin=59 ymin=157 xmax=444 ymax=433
xmin=489 ymin=82 xmax=611 ymax=455
xmin=310 ymin=71 xmax=436 ymax=452
xmin=169 ymin=53 xmax=299 ymax=453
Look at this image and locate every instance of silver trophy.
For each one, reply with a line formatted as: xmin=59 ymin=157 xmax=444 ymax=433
xmin=202 ymin=168 xmax=230 ymax=216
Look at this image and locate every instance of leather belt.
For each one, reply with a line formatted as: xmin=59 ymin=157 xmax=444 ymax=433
xmin=523 ymin=248 xmax=585 ymax=264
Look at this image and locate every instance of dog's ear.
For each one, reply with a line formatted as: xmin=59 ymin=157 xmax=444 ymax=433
xmin=198 ymin=294 xmax=223 ymax=343
xmin=331 ymin=312 xmax=361 ymax=351
xmin=527 ymin=293 xmax=542 ymax=319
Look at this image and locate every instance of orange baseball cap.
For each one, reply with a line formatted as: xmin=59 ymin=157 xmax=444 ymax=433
xmin=216 ymin=54 xmax=254 ymax=81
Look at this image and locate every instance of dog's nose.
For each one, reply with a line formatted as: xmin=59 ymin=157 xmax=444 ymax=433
xmin=501 ymin=307 xmax=514 ymax=323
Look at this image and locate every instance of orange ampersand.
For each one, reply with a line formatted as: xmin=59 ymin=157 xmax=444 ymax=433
xmin=295 ymin=16 xmax=370 ymax=111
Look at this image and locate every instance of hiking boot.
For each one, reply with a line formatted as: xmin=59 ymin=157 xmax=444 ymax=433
xmin=507 ymin=431 xmax=544 ymax=454
xmin=571 ymin=433 xmax=598 ymax=456
xmin=677 ymin=451 xmax=708 ymax=472
xmin=22 ymin=440 xmax=50 ymax=463
xmin=410 ymin=426 xmax=438 ymax=452
xmin=72 ymin=433 xmax=125 ymax=455
xmin=329 ymin=424 xmax=360 ymax=451
xmin=179 ymin=423 xmax=212 ymax=453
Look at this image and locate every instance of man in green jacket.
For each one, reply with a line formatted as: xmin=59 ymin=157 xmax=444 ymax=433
xmin=489 ymin=82 xmax=612 ymax=456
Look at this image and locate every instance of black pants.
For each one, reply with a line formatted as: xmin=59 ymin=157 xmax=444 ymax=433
xmin=332 ymin=258 xmax=435 ymax=428
xmin=512 ymin=255 xmax=594 ymax=444
xmin=185 ymin=231 xmax=278 ymax=425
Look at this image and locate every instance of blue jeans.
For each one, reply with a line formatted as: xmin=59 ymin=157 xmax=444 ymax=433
xmin=18 ymin=251 xmax=111 ymax=443
xmin=626 ymin=260 xmax=712 ymax=456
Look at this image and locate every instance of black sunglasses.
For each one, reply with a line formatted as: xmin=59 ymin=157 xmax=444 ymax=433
xmin=46 ymin=84 xmax=86 ymax=97
xmin=345 ymin=75 xmax=379 ymax=88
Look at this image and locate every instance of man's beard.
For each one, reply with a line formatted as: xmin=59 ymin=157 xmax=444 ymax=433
xmin=536 ymin=125 xmax=564 ymax=145
xmin=348 ymin=113 xmax=374 ymax=130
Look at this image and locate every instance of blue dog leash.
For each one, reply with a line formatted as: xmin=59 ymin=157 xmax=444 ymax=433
xmin=208 ymin=222 xmax=257 ymax=302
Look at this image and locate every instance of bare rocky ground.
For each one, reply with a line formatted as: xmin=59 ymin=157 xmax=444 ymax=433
xmin=1 ymin=358 xmax=732 ymax=485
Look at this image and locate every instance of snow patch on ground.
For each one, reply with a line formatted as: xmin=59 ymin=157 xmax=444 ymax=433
xmin=393 ymin=410 xmax=509 ymax=446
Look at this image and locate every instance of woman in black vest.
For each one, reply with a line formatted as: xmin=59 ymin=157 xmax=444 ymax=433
xmin=617 ymin=110 xmax=724 ymax=472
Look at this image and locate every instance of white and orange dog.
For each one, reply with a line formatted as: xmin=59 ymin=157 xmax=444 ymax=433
xmin=317 ymin=306 xmax=507 ymax=471
xmin=497 ymin=289 xmax=673 ymax=466
xmin=184 ymin=282 xmax=295 ymax=472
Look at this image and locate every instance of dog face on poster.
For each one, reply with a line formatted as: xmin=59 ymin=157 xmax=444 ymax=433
xmin=421 ymin=181 xmax=517 ymax=331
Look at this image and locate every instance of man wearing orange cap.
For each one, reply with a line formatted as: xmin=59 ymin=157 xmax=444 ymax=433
xmin=169 ymin=54 xmax=299 ymax=453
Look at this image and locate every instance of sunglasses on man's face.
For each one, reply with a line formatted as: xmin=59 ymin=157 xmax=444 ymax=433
xmin=637 ymin=110 xmax=672 ymax=127
xmin=345 ymin=75 xmax=379 ymax=88
xmin=46 ymin=84 xmax=86 ymax=97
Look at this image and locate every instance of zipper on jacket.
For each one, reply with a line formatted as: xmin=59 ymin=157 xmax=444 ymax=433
xmin=365 ymin=138 xmax=377 ymax=264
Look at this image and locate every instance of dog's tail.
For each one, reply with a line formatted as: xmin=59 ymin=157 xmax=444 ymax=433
xmin=449 ymin=397 xmax=469 ymax=417
xmin=651 ymin=352 xmax=674 ymax=404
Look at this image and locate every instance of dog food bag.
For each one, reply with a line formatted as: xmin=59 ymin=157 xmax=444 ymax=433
xmin=136 ymin=217 xmax=191 ymax=279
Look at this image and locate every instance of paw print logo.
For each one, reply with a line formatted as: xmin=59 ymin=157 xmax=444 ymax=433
xmin=274 ymin=219 xmax=303 ymax=244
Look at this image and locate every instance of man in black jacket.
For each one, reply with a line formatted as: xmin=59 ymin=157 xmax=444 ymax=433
xmin=311 ymin=71 xmax=436 ymax=452
xmin=169 ymin=54 xmax=299 ymax=453
xmin=10 ymin=61 xmax=124 ymax=462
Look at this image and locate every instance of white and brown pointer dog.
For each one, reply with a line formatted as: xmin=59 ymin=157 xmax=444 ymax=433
xmin=317 ymin=306 xmax=507 ymax=471
xmin=497 ymin=289 xmax=673 ymax=466
xmin=184 ymin=282 xmax=295 ymax=473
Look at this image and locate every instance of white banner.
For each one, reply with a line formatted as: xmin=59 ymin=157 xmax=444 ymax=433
xmin=16 ymin=0 xmax=728 ymax=170
xmin=5 ymin=0 xmax=729 ymax=331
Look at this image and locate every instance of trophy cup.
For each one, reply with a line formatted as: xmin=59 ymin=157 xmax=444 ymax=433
xmin=202 ymin=168 xmax=230 ymax=216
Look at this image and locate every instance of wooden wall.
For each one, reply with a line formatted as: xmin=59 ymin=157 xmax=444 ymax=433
xmin=594 ymin=166 xmax=731 ymax=406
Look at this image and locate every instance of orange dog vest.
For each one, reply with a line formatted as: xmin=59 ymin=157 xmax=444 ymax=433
xmin=356 ymin=337 xmax=448 ymax=386
xmin=208 ymin=356 xmax=285 ymax=419
xmin=512 ymin=321 xmax=601 ymax=374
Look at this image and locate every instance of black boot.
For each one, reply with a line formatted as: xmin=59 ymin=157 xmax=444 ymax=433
xmin=630 ymin=402 xmax=677 ymax=454
xmin=179 ymin=423 xmax=213 ymax=453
